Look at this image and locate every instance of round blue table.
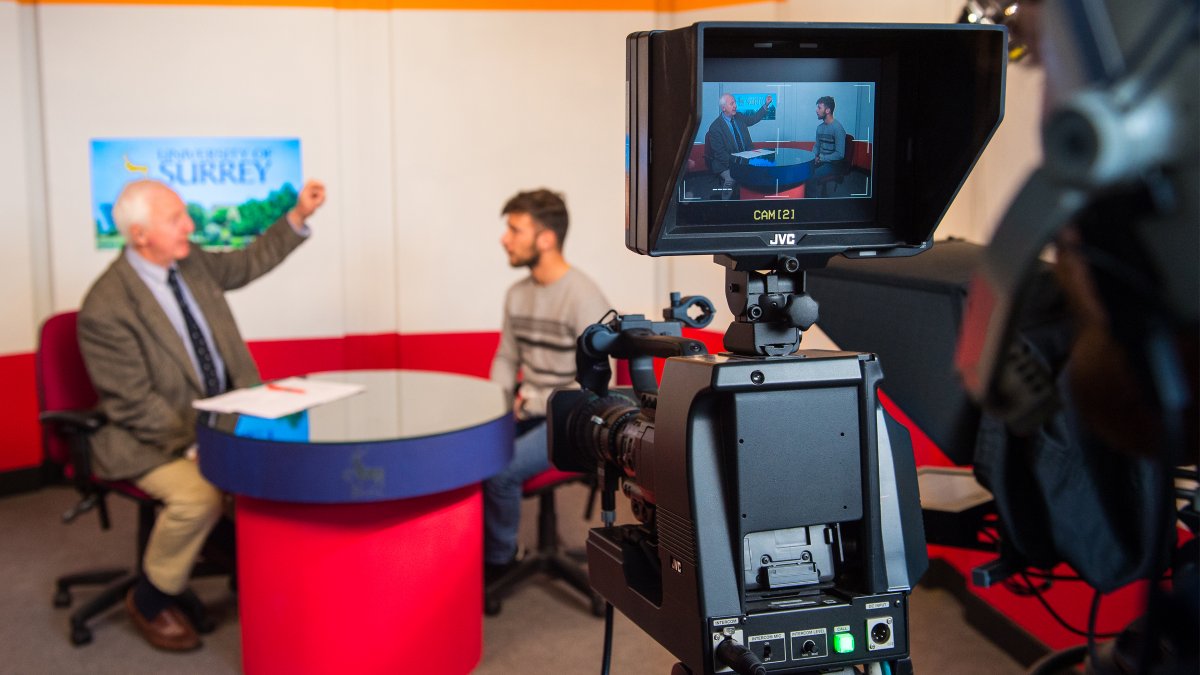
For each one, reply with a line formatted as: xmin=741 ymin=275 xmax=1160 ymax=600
xmin=731 ymin=147 xmax=816 ymax=189
xmin=197 ymin=369 xmax=513 ymax=675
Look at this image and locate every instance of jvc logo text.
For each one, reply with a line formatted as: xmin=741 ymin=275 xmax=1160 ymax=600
xmin=768 ymin=233 xmax=796 ymax=246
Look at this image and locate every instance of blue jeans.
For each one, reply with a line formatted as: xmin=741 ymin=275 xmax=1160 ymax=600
xmin=808 ymin=160 xmax=841 ymax=196
xmin=483 ymin=419 xmax=550 ymax=565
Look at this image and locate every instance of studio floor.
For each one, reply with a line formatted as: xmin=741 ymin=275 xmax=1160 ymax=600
xmin=0 ymin=483 xmax=1027 ymax=674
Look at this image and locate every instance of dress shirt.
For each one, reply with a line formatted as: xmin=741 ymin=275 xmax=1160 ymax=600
xmin=125 ymin=246 xmax=228 ymax=393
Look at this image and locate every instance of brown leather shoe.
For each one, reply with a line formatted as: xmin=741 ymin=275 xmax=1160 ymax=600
xmin=124 ymin=588 xmax=201 ymax=651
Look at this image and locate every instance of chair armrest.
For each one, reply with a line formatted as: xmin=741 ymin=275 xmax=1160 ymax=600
xmin=40 ymin=409 xmax=106 ymax=435
xmin=40 ymin=408 xmax=112 ymax=526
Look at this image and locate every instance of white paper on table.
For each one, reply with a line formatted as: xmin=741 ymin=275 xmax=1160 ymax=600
xmin=732 ymin=148 xmax=774 ymax=159
xmin=192 ymin=377 xmax=365 ymax=419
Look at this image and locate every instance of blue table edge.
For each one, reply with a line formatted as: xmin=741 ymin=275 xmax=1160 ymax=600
xmin=197 ymin=413 xmax=515 ymax=504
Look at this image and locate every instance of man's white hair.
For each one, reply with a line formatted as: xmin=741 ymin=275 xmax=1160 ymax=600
xmin=111 ymin=179 xmax=169 ymax=238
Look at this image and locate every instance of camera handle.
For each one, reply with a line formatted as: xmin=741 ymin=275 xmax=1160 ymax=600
xmin=718 ymin=255 xmax=820 ymax=357
xmin=575 ymin=295 xmax=713 ymax=403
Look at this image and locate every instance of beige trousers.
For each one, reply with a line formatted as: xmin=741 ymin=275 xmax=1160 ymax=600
xmin=132 ymin=458 xmax=223 ymax=595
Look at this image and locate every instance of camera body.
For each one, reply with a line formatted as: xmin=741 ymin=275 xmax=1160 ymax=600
xmin=550 ymin=347 xmax=927 ymax=673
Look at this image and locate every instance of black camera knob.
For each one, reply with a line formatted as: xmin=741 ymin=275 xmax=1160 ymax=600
xmin=786 ymin=294 xmax=819 ymax=330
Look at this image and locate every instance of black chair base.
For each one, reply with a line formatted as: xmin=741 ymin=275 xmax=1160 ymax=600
xmin=56 ymin=571 xmax=137 ymax=646
xmin=53 ymin=568 xmax=127 ymax=608
xmin=51 ymin=500 xmax=226 ymax=646
xmin=485 ymin=549 xmax=604 ymax=617
xmin=55 ymin=570 xmax=222 ymax=646
xmin=484 ymin=486 xmax=604 ymax=617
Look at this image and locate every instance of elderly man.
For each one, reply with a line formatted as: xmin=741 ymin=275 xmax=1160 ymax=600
xmin=704 ymin=92 xmax=772 ymax=199
xmin=78 ymin=178 xmax=325 ymax=651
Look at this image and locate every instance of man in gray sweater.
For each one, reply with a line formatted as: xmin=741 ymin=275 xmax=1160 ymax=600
xmin=485 ymin=189 xmax=610 ymax=579
xmin=809 ymin=95 xmax=848 ymax=197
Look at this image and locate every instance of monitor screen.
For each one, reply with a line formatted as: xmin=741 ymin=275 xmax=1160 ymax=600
xmin=686 ymin=71 xmax=875 ymax=204
xmin=676 ymin=56 xmax=890 ymax=233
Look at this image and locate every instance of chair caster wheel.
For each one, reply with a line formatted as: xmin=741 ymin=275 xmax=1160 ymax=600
xmin=484 ymin=596 xmax=502 ymax=616
xmin=70 ymin=624 xmax=93 ymax=646
xmin=53 ymin=589 xmax=72 ymax=608
xmin=590 ymin=594 xmax=606 ymax=617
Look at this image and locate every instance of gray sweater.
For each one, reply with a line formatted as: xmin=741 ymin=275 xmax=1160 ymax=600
xmin=490 ymin=267 xmax=610 ymax=418
xmin=814 ymin=119 xmax=847 ymax=162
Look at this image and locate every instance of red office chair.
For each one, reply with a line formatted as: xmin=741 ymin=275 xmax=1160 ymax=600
xmin=37 ymin=311 xmax=219 ymax=645
xmin=483 ymin=467 xmax=604 ymax=617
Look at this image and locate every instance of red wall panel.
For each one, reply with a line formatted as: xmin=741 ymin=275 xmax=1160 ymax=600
xmin=10 ymin=331 xmax=503 ymax=474
xmin=0 ymin=353 xmax=40 ymax=473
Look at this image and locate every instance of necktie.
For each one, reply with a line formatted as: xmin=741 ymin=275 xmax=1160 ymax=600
xmin=730 ymin=119 xmax=745 ymax=152
xmin=167 ymin=269 xmax=222 ymax=397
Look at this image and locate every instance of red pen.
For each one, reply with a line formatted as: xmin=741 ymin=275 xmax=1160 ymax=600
xmin=266 ymin=382 xmax=306 ymax=394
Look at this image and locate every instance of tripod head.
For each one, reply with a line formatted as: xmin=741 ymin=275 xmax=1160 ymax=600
xmin=719 ymin=255 xmax=821 ymax=357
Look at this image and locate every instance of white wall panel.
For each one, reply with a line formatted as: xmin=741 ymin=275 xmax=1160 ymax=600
xmin=335 ymin=12 xmax=399 ymax=335
xmin=35 ymin=4 xmax=345 ymax=340
xmin=0 ymin=3 xmax=39 ymax=354
xmin=780 ymin=0 xmax=960 ymax=23
xmin=390 ymin=10 xmax=658 ymax=333
xmin=14 ymin=0 xmax=1041 ymax=348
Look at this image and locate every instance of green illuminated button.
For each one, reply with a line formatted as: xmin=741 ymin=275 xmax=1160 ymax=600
xmin=833 ymin=633 xmax=855 ymax=654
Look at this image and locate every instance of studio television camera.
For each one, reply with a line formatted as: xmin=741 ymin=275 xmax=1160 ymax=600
xmin=549 ymin=23 xmax=1007 ymax=675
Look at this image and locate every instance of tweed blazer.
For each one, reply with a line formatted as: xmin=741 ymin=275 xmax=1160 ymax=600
xmin=77 ymin=217 xmax=307 ymax=480
xmin=703 ymin=104 xmax=770 ymax=176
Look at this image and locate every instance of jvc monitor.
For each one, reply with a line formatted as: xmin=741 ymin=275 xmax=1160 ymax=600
xmin=627 ymin=23 xmax=1006 ymax=267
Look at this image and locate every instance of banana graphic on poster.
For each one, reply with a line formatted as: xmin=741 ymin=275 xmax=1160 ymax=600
xmin=123 ymin=154 xmax=149 ymax=174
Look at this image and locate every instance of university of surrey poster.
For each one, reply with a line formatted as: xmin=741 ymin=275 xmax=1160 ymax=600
xmin=91 ymin=137 xmax=303 ymax=250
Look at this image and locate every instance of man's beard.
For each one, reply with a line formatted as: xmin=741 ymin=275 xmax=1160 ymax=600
xmin=510 ymin=249 xmax=540 ymax=269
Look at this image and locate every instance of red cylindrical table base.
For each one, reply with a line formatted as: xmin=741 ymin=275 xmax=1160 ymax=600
xmin=235 ymin=485 xmax=483 ymax=675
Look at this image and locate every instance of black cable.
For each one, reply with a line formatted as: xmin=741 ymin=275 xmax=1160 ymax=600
xmin=600 ymin=600 xmax=614 ymax=675
xmin=1086 ymin=587 xmax=1103 ymax=670
xmin=1005 ymin=574 xmax=1051 ymax=597
xmin=714 ymin=637 xmax=766 ymax=675
xmin=1022 ymin=564 xmax=1172 ymax=585
xmin=1023 ymin=570 xmax=1088 ymax=582
xmin=980 ymin=521 xmax=1117 ymax=582
xmin=979 ymin=496 xmax=1176 ymax=646
xmin=1016 ymin=572 xmax=1120 ymax=639
xmin=599 ymin=474 xmax=617 ymax=675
